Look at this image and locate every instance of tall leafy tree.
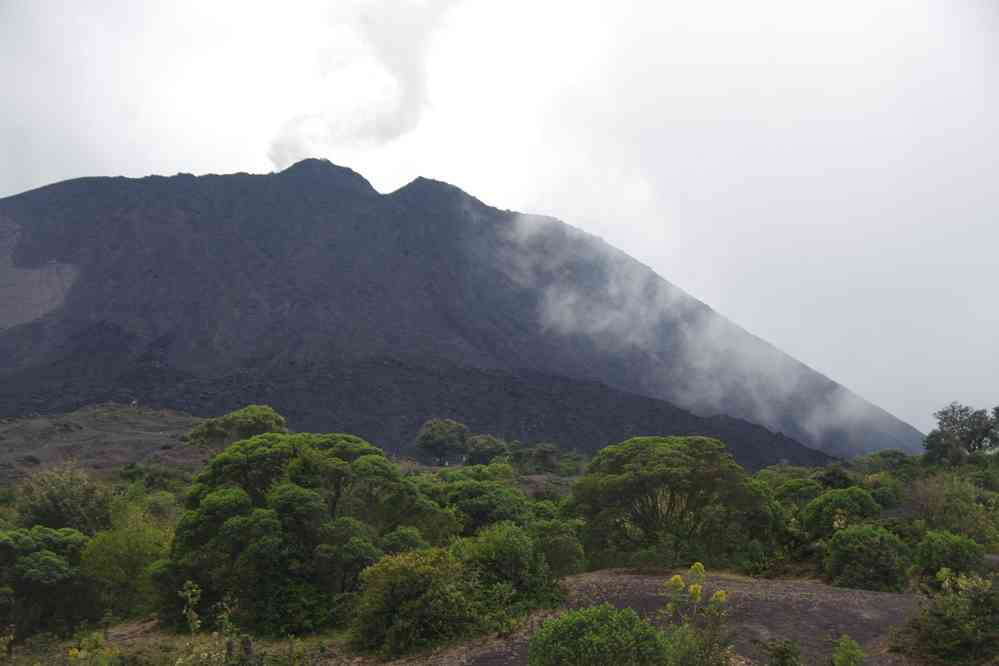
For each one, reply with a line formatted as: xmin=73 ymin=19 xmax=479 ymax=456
xmin=924 ymin=402 xmax=999 ymax=464
xmin=572 ymin=436 xmax=750 ymax=560
xmin=415 ymin=418 xmax=469 ymax=465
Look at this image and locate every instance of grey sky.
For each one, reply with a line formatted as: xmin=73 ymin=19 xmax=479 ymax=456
xmin=2 ymin=0 xmax=996 ymax=432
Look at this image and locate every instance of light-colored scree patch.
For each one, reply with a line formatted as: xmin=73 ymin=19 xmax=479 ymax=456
xmin=0 ymin=217 xmax=78 ymax=330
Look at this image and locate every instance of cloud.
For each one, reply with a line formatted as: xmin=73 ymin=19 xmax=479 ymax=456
xmin=268 ymin=0 xmax=462 ymax=169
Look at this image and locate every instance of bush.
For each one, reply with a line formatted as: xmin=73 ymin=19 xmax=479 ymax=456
xmin=14 ymin=462 xmax=112 ymax=535
xmin=910 ymin=474 xmax=999 ymax=547
xmin=351 ymin=548 xmax=482 ymax=657
xmin=381 ymin=526 xmax=429 ymax=555
xmin=528 ymin=604 xmax=669 ymax=666
xmin=774 ymin=479 xmax=824 ymax=509
xmin=870 ymin=485 xmax=899 ymax=509
xmin=657 ymin=563 xmax=731 ymax=666
xmin=906 ymin=571 xmax=999 ymax=663
xmin=914 ymin=530 xmax=985 ymax=584
xmin=452 ymin=522 xmax=558 ymax=609
xmin=824 ymin=525 xmax=909 ymax=592
xmin=0 ymin=525 xmax=98 ymax=637
xmin=830 ymin=634 xmax=865 ymax=666
xmin=414 ymin=418 xmax=469 ymax=466
xmin=442 ymin=480 xmax=533 ymax=535
xmin=803 ymin=487 xmax=880 ymax=540
xmin=529 ymin=519 xmax=585 ymax=578
xmin=757 ymin=638 xmax=802 ymax=666
xmin=158 ymin=431 xmax=452 ymax=635
xmin=80 ymin=507 xmax=171 ymax=618
xmin=186 ymin=404 xmax=287 ymax=449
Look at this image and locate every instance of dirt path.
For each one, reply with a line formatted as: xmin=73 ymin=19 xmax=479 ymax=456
xmin=333 ymin=571 xmax=923 ymax=666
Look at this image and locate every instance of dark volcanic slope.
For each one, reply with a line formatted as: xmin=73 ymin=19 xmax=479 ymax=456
xmin=0 ymin=159 xmax=921 ymax=458
xmin=0 ymin=357 xmax=832 ymax=471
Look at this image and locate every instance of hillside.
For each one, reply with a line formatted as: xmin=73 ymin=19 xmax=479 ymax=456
xmin=0 ymin=159 xmax=922 ymax=457
xmin=0 ymin=404 xmax=205 ymax=482
xmin=0 ymin=361 xmax=833 ymax=472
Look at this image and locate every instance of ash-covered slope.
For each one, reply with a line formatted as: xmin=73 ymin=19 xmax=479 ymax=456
xmin=0 ymin=159 xmax=922 ymax=457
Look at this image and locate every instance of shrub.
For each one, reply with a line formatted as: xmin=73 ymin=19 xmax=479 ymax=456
xmin=14 ymin=462 xmax=112 ymax=535
xmin=573 ymin=437 xmax=752 ymax=566
xmin=381 ymin=526 xmax=429 ymax=555
xmin=814 ymin=466 xmax=854 ymax=490
xmin=186 ymin=404 xmax=287 ymax=449
xmin=870 ymin=485 xmax=899 ymax=509
xmin=757 ymin=638 xmax=802 ymax=666
xmin=803 ymin=487 xmax=880 ymax=540
xmin=657 ymin=562 xmax=731 ymax=666
xmin=914 ymin=530 xmax=984 ymax=584
xmin=159 ymin=431 xmax=450 ymax=635
xmin=910 ymin=474 xmax=999 ymax=547
xmin=906 ymin=571 xmax=999 ymax=663
xmin=0 ymin=525 xmax=97 ymax=637
xmin=824 ymin=525 xmax=909 ymax=592
xmin=351 ymin=548 xmax=482 ymax=656
xmin=414 ymin=418 xmax=469 ymax=466
xmin=528 ymin=604 xmax=669 ymax=666
xmin=775 ymin=479 xmax=824 ymax=509
xmin=529 ymin=519 xmax=585 ymax=578
xmin=81 ymin=507 xmax=171 ymax=618
xmin=443 ymin=480 xmax=533 ymax=535
xmin=830 ymin=634 xmax=865 ymax=666
xmin=452 ymin=522 xmax=558 ymax=609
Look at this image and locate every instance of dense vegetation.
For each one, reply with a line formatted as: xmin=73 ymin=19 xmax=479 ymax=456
xmin=0 ymin=400 xmax=996 ymax=664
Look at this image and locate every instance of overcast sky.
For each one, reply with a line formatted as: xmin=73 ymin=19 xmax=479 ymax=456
xmin=2 ymin=0 xmax=996 ymax=432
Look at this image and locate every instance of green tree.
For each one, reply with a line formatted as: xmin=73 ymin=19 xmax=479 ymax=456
xmin=465 ymin=434 xmax=509 ymax=465
xmin=802 ymin=487 xmax=880 ymax=540
xmin=15 ymin=462 xmax=112 ymax=536
xmin=924 ymin=402 xmax=999 ymax=465
xmin=414 ymin=418 xmax=469 ymax=465
xmin=824 ymin=524 xmax=909 ymax=592
xmin=914 ymin=530 xmax=985 ymax=584
xmin=572 ymin=437 xmax=750 ymax=563
xmin=351 ymin=548 xmax=482 ymax=656
xmin=775 ymin=479 xmax=824 ymax=510
xmin=186 ymin=404 xmax=288 ymax=449
xmin=910 ymin=473 xmax=999 ymax=546
xmin=0 ymin=525 xmax=97 ymax=637
xmin=156 ymin=431 xmax=451 ymax=634
xmin=80 ymin=505 xmax=170 ymax=617
xmin=906 ymin=570 xmax=999 ymax=663
xmin=451 ymin=522 xmax=558 ymax=609
xmin=442 ymin=479 xmax=533 ymax=535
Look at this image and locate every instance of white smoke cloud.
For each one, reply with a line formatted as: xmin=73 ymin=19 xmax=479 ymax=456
xmin=500 ymin=211 xmax=910 ymax=455
xmin=268 ymin=0 xmax=462 ymax=169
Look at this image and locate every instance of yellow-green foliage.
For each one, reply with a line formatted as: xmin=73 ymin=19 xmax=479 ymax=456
xmin=657 ymin=562 xmax=731 ymax=666
xmin=81 ymin=502 xmax=171 ymax=618
xmin=830 ymin=635 xmax=865 ymax=666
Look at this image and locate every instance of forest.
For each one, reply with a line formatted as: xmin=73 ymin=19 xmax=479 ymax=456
xmin=0 ymin=402 xmax=997 ymax=665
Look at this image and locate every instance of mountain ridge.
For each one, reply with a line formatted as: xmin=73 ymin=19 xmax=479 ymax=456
xmin=0 ymin=160 xmax=923 ymax=458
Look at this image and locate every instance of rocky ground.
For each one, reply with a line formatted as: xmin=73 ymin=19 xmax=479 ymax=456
xmin=307 ymin=570 xmax=923 ymax=665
